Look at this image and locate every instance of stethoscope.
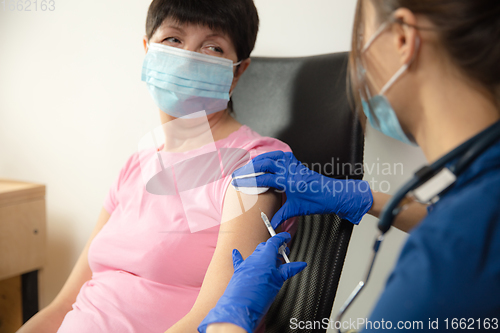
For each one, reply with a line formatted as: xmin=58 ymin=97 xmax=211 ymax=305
xmin=335 ymin=119 xmax=500 ymax=333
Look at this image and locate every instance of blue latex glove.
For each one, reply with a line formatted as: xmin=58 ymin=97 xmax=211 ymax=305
xmin=232 ymin=151 xmax=373 ymax=228
xmin=198 ymin=232 xmax=307 ymax=333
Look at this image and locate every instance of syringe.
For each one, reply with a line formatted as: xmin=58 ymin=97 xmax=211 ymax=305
xmin=260 ymin=211 xmax=290 ymax=263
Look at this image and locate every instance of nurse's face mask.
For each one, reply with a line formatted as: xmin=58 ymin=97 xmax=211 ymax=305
xmin=141 ymin=43 xmax=242 ymax=119
xmin=357 ymin=19 xmax=420 ymax=146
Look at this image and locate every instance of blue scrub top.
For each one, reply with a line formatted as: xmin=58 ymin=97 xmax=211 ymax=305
xmin=366 ymin=139 xmax=500 ymax=332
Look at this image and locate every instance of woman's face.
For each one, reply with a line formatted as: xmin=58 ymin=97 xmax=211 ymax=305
xmin=358 ymin=0 xmax=421 ymax=137
xmin=143 ymin=18 xmax=249 ymax=125
xmin=147 ymin=18 xmax=239 ymax=64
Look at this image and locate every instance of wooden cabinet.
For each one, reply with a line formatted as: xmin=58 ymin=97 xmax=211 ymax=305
xmin=0 ymin=179 xmax=46 ymax=332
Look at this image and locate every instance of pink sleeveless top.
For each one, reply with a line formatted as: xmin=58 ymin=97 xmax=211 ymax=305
xmin=57 ymin=125 xmax=297 ymax=332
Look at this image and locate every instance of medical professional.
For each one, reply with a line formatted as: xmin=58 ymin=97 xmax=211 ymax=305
xmin=197 ymin=0 xmax=500 ymax=332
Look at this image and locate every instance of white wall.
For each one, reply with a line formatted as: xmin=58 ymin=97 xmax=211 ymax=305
xmin=0 ymin=0 xmax=427 ymax=326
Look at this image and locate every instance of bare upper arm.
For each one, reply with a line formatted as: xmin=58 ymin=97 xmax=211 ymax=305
xmin=51 ymin=207 xmax=111 ymax=310
xmin=207 ymin=323 xmax=246 ymax=333
xmin=166 ymin=186 xmax=282 ymax=332
xmin=218 ymin=185 xmax=282 ymax=258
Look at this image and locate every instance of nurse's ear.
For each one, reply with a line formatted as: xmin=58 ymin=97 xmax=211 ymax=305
xmin=143 ymin=35 xmax=149 ymax=53
xmin=230 ymin=58 xmax=252 ymax=94
xmin=392 ymin=8 xmax=419 ymax=67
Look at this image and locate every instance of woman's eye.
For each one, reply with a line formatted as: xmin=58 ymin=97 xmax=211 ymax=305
xmin=207 ymin=46 xmax=224 ymax=54
xmin=164 ymin=37 xmax=181 ymax=44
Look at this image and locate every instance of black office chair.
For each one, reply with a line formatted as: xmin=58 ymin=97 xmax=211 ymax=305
xmin=232 ymin=52 xmax=365 ymax=333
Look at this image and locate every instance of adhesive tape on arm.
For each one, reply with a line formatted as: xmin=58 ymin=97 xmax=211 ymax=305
xmin=232 ymin=172 xmax=269 ymax=195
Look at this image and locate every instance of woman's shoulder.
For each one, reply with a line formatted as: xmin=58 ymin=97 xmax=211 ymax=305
xmin=222 ymin=125 xmax=292 ymax=157
xmin=111 ymin=150 xmax=144 ymax=185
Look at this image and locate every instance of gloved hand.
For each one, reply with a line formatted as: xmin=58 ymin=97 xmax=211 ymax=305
xmin=198 ymin=233 xmax=307 ymax=333
xmin=232 ymin=151 xmax=373 ymax=228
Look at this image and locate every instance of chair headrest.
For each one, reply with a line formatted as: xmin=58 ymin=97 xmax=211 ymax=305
xmin=232 ymin=53 xmax=364 ymax=178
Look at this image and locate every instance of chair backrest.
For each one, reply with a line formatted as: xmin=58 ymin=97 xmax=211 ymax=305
xmin=231 ymin=52 xmax=365 ymax=333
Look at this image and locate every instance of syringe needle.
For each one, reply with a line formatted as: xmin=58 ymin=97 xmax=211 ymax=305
xmin=261 ymin=211 xmax=290 ymax=263
xmin=280 ymin=247 xmax=290 ymax=263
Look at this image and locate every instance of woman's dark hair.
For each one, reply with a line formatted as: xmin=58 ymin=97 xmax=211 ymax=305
xmin=146 ymin=0 xmax=259 ymax=62
xmin=349 ymin=0 xmax=500 ymax=108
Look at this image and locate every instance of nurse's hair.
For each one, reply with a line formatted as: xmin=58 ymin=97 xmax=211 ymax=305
xmin=145 ymin=0 xmax=259 ymax=62
xmin=349 ymin=0 xmax=500 ymax=106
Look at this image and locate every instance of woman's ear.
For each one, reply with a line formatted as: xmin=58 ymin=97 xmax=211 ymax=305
xmin=143 ymin=36 xmax=149 ymax=54
xmin=392 ymin=8 xmax=419 ymax=66
xmin=230 ymin=58 xmax=252 ymax=93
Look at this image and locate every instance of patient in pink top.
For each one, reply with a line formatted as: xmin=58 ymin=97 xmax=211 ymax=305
xmin=18 ymin=1 xmax=296 ymax=333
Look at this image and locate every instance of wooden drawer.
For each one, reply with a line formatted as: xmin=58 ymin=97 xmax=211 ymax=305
xmin=0 ymin=275 xmax=23 ymax=331
xmin=0 ymin=180 xmax=46 ymax=280
xmin=0 ymin=179 xmax=46 ymax=330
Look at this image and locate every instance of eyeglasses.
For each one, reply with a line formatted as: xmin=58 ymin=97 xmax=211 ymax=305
xmin=353 ymin=21 xmax=390 ymax=126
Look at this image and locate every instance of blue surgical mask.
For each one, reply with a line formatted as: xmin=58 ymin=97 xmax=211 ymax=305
xmin=359 ymin=22 xmax=419 ymax=146
xmin=141 ymin=43 xmax=241 ymax=118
